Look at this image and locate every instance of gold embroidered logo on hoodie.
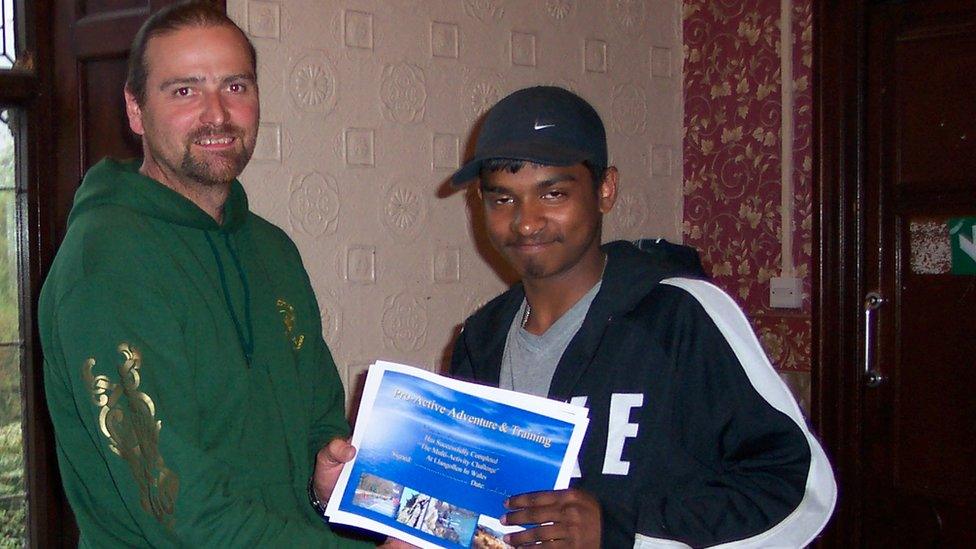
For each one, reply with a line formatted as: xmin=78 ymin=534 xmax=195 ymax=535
xmin=82 ymin=343 xmax=179 ymax=527
xmin=276 ymin=298 xmax=305 ymax=350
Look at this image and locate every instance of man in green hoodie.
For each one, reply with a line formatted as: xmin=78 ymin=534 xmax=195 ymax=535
xmin=39 ymin=3 xmax=398 ymax=547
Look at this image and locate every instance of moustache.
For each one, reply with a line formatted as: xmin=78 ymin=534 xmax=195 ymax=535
xmin=189 ymin=125 xmax=244 ymax=141
xmin=505 ymin=236 xmax=562 ymax=247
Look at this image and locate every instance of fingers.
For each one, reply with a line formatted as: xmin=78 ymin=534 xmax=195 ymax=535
xmin=505 ymin=490 xmax=561 ymax=510
xmin=317 ymin=437 xmax=356 ymax=467
xmin=504 ymin=523 xmax=569 ymax=547
xmin=504 ymin=489 xmax=590 ymax=524
xmin=501 ymin=489 xmax=601 ymax=548
xmin=312 ymin=437 xmax=358 ymax=503
xmin=502 ymin=504 xmax=558 ymax=527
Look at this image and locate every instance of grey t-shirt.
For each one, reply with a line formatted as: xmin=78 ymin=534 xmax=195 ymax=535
xmin=499 ymin=280 xmax=602 ymax=397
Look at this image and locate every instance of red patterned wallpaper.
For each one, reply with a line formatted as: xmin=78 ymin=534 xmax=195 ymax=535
xmin=682 ymin=0 xmax=813 ymax=372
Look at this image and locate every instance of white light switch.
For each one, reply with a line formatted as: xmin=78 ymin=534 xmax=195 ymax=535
xmin=770 ymin=276 xmax=803 ymax=308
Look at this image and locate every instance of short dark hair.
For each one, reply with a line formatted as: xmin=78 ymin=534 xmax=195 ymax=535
xmin=125 ymin=1 xmax=257 ymax=106
xmin=478 ymin=158 xmax=607 ymax=191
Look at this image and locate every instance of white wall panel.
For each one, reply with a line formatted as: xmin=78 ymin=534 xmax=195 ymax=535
xmin=229 ymin=0 xmax=683 ymax=410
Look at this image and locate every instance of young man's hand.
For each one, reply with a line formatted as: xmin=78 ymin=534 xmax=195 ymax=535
xmin=501 ymin=488 xmax=601 ymax=547
xmin=311 ymin=437 xmax=357 ymax=503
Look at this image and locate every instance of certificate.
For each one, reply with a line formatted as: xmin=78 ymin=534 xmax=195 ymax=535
xmin=325 ymin=361 xmax=590 ymax=549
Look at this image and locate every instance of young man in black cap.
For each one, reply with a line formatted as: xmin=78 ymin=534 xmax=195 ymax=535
xmin=450 ymin=86 xmax=836 ymax=548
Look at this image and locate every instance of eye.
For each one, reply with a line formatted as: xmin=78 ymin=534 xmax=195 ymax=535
xmin=542 ymin=189 xmax=567 ymax=200
xmin=174 ymin=87 xmax=192 ymax=97
xmin=485 ymin=193 xmax=513 ymax=206
xmin=228 ymin=82 xmax=247 ymax=93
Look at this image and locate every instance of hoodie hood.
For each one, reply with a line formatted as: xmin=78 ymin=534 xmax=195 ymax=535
xmin=459 ymin=239 xmax=708 ymax=393
xmin=68 ymin=158 xmax=256 ymax=365
xmin=68 ymin=158 xmax=250 ymax=232
xmin=596 ymin=239 xmax=708 ymax=316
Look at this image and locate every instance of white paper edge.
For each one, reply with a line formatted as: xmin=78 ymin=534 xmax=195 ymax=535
xmin=555 ymin=414 xmax=589 ymax=489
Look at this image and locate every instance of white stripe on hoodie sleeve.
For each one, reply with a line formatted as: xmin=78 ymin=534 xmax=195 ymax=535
xmin=630 ymin=278 xmax=837 ymax=549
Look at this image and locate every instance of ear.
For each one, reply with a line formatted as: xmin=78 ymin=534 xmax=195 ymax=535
xmin=597 ymin=166 xmax=618 ymax=214
xmin=124 ymin=88 xmax=145 ymax=136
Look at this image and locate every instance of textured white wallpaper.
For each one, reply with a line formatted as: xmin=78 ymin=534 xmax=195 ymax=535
xmin=228 ymin=0 xmax=683 ymax=411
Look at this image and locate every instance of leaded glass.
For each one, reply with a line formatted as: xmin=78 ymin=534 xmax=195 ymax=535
xmin=0 ymin=0 xmax=15 ymax=70
xmin=0 ymin=108 xmax=25 ymax=545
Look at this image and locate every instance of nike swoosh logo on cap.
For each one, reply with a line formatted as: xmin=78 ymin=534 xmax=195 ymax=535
xmin=534 ymin=122 xmax=556 ymax=130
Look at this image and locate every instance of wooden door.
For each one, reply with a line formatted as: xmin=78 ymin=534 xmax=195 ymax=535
xmin=815 ymin=0 xmax=976 ymax=546
xmin=860 ymin=1 xmax=976 ymax=546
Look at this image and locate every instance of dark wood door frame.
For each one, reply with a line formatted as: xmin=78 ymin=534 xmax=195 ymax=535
xmin=817 ymin=2 xmax=976 ymax=545
xmin=12 ymin=0 xmax=70 ymax=545
xmin=812 ymin=0 xmax=868 ymax=545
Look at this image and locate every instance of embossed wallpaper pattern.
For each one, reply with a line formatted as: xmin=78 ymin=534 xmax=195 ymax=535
xmin=228 ymin=1 xmax=813 ymax=413
xmin=227 ymin=0 xmax=684 ymax=412
xmin=682 ymin=0 xmax=813 ymax=411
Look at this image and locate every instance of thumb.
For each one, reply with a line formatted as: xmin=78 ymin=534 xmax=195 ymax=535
xmin=321 ymin=437 xmax=356 ymax=465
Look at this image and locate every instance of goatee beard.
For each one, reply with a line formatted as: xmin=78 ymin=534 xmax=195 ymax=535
xmin=181 ymin=125 xmax=253 ymax=186
xmin=521 ymin=259 xmax=547 ymax=279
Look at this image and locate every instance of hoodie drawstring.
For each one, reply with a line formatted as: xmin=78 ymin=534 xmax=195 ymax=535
xmin=205 ymin=231 xmax=254 ymax=365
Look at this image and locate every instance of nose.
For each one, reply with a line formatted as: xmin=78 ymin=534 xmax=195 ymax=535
xmin=200 ymin=91 xmax=228 ymax=126
xmin=513 ymin=199 xmax=545 ymax=237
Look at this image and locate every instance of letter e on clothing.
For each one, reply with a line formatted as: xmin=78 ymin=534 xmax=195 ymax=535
xmin=603 ymin=393 xmax=643 ymax=475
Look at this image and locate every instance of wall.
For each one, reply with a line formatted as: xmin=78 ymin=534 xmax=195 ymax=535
xmin=683 ymin=0 xmax=813 ymax=411
xmin=227 ymin=0 xmax=684 ymax=411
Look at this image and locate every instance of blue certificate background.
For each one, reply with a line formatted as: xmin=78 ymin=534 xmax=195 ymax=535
xmin=337 ymin=370 xmax=578 ymax=547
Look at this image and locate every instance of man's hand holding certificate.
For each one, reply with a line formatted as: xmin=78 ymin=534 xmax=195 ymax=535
xmin=325 ymin=361 xmax=589 ymax=549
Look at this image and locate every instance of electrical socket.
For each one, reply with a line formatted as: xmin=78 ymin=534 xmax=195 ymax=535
xmin=770 ymin=276 xmax=803 ymax=308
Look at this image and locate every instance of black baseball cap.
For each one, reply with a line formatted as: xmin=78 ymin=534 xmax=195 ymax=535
xmin=451 ymin=86 xmax=608 ymax=186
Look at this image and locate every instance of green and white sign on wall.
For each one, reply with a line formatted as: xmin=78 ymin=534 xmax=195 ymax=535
xmin=949 ymin=217 xmax=976 ymax=275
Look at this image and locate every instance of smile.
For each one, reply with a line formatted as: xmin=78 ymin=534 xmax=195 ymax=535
xmin=511 ymin=241 xmax=554 ymax=252
xmin=194 ymin=136 xmax=235 ymax=146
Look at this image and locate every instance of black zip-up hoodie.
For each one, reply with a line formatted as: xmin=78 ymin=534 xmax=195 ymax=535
xmin=451 ymin=240 xmax=836 ymax=548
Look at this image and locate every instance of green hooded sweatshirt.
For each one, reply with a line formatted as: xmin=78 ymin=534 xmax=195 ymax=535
xmin=39 ymin=159 xmax=371 ymax=548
